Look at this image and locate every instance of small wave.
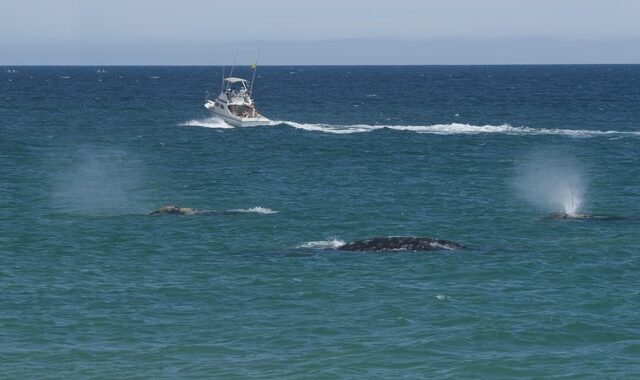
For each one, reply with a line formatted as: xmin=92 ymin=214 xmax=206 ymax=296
xmin=229 ymin=206 xmax=278 ymax=214
xmin=275 ymin=121 xmax=640 ymax=137
xmin=297 ymin=238 xmax=346 ymax=249
xmin=180 ymin=117 xmax=234 ymax=129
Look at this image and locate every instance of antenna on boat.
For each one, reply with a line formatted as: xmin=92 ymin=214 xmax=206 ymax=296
xmin=249 ymin=45 xmax=261 ymax=95
xmin=221 ymin=65 xmax=225 ymax=92
xmin=228 ymin=50 xmax=239 ymax=79
xmin=226 ymin=50 xmax=239 ymax=92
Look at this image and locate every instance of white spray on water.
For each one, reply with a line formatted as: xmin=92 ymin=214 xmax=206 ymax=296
xmin=514 ymin=151 xmax=587 ymax=216
xmin=50 ymin=148 xmax=147 ymax=215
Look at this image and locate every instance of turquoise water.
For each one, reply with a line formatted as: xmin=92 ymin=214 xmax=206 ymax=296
xmin=1 ymin=66 xmax=640 ymax=378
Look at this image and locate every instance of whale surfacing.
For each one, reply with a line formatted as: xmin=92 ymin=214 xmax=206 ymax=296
xmin=337 ymin=237 xmax=465 ymax=252
xmin=148 ymin=205 xmax=221 ymax=216
xmin=148 ymin=205 xmax=278 ymax=216
xmin=149 ymin=205 xmax=196 ymax=215
xmin=544 ymin=212 xmax=622 ymax=221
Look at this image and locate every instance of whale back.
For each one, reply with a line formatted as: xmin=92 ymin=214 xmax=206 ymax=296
xmin=544 ymin=212 xmax=623 ymax=221
xmin=337 ymin=236 xmax=465 ymax=252
xmin=148 ymin=205 xmax=196 ymax=216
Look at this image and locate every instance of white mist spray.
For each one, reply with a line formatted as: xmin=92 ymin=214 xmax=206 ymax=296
xmin=50 ymin=148 xmax=147 ymax=215
xmin=514 ymin=151 xmax=587 ymax=216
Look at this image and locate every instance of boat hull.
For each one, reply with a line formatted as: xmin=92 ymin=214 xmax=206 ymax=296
xmin=205 ymin=101 xmax=270 ymax=127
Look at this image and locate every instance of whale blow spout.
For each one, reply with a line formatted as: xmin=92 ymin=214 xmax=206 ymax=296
xmin=515 ymin=151 xmax=586 ymax=216
xmin=337 ymin=237 xmax=465 ymax=252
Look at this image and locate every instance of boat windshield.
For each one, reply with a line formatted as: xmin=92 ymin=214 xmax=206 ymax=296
xmin=227 ymin=83 xmax=247 ymax=92
xmin=224 ymin=78 xmax=249 ymax=92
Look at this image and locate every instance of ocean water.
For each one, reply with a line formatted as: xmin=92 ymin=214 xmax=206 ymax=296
xmin=1 ymin=65 xmax=640 ymax=378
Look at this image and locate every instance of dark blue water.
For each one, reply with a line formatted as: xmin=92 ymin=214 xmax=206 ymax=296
xmin=1 ymin=65 xmax=640 ymax=378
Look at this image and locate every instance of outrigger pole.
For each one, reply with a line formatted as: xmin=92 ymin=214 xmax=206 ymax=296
xmin=221 ymin=65 xmax=225 ymax=93
xmin=228 ymin=50 xmax=239 ymax=82
xmin=249 ymin=45 xmax=261 ymax=95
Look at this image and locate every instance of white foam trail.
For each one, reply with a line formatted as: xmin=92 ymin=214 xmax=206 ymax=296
xmin=278 ymin=121 xmax=374 ymax=134
xmin=180 ymin=117 xmax=640 ymax=137
xmin=180 ymin=117 xmax=234 ymax=129
xmin=274 ymin=121 xmax=640 ymax=137
xmin=297 ymin=238 xmax=347 ymax=249
xmin=229 ymin=206 xmax=278 ymax=214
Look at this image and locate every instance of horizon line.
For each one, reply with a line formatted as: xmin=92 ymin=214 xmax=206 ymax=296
xmin=4 ymin=63 xmax=640 ymax=67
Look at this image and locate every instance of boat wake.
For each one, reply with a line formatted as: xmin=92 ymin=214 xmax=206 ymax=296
xmin=276 ymin=121 xmax=640 ymax=137
xmin=180 ymin=117 xmax=234 ymax=129
xmin=180 ymin=118 xmax=640 ymax=137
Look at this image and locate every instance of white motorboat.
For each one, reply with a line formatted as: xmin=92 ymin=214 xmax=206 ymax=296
xmin=204 ymin=76 xmax=270 ymax=127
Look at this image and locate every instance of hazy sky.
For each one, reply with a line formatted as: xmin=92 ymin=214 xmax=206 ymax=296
xmin=2 ymin=0 xmax=640 ymax=64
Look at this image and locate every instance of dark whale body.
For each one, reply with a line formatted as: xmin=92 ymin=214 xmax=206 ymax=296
xmin=544 ymin=212 xmax=624 ymax=221
xmin=337 ymin=237 xmax=465 ymax=252
xmin=148 ymin=205 xmax=222 ymax=216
